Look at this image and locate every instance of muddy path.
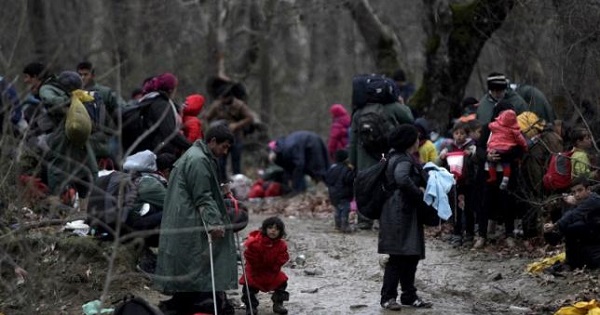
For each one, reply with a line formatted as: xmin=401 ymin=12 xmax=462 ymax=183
xmin=141 ymin=210 xmax=584 ymax=315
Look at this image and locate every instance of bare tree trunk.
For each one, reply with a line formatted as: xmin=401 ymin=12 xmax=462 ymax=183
xmin=26 ymin=0 xmax=47 ymax=62
xmin=258 ymin=0 xmax=276 ymax=126
xmin=414 ymin=0 xmax=516 ymax=127
xmin=343 ymin=0 xmax=400 ymax=75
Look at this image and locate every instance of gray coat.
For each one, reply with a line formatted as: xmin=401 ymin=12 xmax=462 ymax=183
xmin=378 ymin=152 xmax=427 ymax=259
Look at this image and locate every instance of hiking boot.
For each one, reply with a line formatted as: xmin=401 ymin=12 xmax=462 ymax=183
xmin=136 ymin=249 xmax=157 ymax=275
xmin=450 ymin=235 xmax=462 ymax=247
xmin=381 ymin=299 xmax=402 ymax=311
xmin=273 ymin=302 xmax=288 ymax=314
xmin=472 ymin=237 xmax=486 ymax=249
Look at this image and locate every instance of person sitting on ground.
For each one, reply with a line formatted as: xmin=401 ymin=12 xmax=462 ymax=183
xmin=240 ymin=216 xmax=290 ymax=315
xmin=544 ymin=176 xmax=600 ymax=270
xmin=325 ymin=149 xmax=355 ymax=233
xmin=486 ymin=105 xmax=528 ymax=190
xmin=182 ymin=94 xmax=205 ymax=142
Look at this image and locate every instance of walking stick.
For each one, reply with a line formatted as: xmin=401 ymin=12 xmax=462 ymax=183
xmin=235 ymin=232 xmax=254 ymax=315
xmin=201 ymin=218 xmax=219 ymax=315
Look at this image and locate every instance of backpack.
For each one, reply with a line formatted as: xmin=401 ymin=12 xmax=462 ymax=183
xmin=543 ymin=150 xmax=574 ymax=191
xmin=355 ymin=103 xmax=398 ymax=158
xmin=113 ymin=295 xmax=164 ymax=315
xmin=354 ymin=155 xmax=398 ymax=220
xmin=87 ymin=171 xmax=138 ymax=238
xmin=351 ymin=74 xmax=397 ymax=110
xmin=121 ymin=92 xmax=159 ymax=153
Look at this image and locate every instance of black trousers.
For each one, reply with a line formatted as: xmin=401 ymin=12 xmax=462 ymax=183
xmin=380 ymin=255 xmax=420 ymax=304
xmin=241 ymin=282 xmax=288 ymax=309
xmin=167 ymin=291 xmax=231 ymax=315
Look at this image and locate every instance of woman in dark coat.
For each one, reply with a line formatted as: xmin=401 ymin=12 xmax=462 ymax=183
xmin=379 ymin=124 xmax=432 ymax=311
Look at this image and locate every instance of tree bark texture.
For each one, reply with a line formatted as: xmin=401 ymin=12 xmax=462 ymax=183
xmin=415 ymin=0 xmax=516 ymax=128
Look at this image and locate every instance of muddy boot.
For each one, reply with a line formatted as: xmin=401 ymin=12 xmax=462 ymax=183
xmin=341 ymin=217 xmax=351 ymax=233
xmin=472 ymin=236 xmax=486 ymax=250
xmin=272 ymin=290 xmax=289 ymax=314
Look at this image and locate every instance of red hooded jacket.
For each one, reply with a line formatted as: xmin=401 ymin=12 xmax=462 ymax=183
xmin=487 ymin=109 xmax=528 ymax=152
xmin=328 ymin=104 xmax=351 ymax=161
xmin=239 ymin=230 xmax=289 ymax=292
xmin=182 ymin=94 xmax=205 ymax=142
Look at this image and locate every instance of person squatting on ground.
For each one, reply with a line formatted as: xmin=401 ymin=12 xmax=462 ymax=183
xmin=486 ymin=106 xmax=528 ymax=190
xmin=154 ymin=124 xmax=237 ymax=315
xmin=240 ymin=216 xmax=290 ymax=315
xmin=544 ymin=176 xmax=600 ymax=270
xmin=379 ymin=125 xmax=432 ymax=311
xmin=325 ymin=149 xmax=355 ymax=233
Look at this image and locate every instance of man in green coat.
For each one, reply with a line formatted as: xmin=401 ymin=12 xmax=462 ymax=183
xmin=477 ymin=73 xmax=528 ymax=125
xmin=155 ymin=124 xmax=237 ymax=315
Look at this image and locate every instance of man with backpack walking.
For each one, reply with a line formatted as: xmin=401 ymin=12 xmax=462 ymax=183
xmin=349 ymin=74 xmax=414 ymax=230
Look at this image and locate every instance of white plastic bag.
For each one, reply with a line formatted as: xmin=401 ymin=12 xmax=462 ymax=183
xmin=123 ymin=150 xmax=157 ymax=172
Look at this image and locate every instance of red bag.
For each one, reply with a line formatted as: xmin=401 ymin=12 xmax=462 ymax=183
xmin=543 ymin=150 xmax=574 ymax=191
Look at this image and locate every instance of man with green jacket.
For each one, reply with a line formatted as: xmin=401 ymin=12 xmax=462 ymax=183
xmin=155 ymin=124 xmax=237 ymax=315
xmin=477 ymin=73 xmax=528 ymax=125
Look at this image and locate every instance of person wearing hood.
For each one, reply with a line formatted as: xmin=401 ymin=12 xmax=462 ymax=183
xmin=182 ymin=94 xmax=205 ymax=142
xmin=327 ymin=103 xmax=351 ymax=162
xmin=486 ymin=105 xmax=528 ymax=190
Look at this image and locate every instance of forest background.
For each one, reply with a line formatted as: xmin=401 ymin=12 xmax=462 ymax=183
xmin=2 ymin=0 xmax=599 ymax=140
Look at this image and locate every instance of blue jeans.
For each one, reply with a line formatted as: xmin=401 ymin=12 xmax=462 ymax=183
xmin=334 ymin=199 xmax=350 ymax=229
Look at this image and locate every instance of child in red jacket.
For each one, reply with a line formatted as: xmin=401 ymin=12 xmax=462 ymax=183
xmin=487 ymin=109 xmax=528 ymax=189
xmin=240 ymin=216 xmax=290 ymax=315
xmin=182 ymin=94 xmax=205 ymax=142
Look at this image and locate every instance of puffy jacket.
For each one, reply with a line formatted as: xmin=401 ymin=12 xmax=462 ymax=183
xmin=328 ymin=104 xmax=351 ymax=161
xmin=488 ymin=110 xmax=528 ymax=152
xmin=239 ymin=230 xmax=289 ymax=292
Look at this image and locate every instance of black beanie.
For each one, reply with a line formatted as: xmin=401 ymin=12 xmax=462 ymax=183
xmin=58 ymin=71 xmax=83 ymax=92
xmin=487 ymin=73 xmax=508 ymax=91
xmin=388 ymin=124 xmax=419 ymax=152
xmin=335 ymin=149 xmax=349 ymax=163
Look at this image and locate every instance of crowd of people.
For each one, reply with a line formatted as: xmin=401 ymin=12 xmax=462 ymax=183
xmin=2 ymin=61 xmax=600 ymax=315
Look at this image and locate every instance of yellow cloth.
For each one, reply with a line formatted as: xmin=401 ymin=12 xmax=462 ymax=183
xmin=555 ymin=300 xmax=600 ymax=315
xmin=517 ymin=111 xmax=545 ymax=138
xmin=526 ymin=252 xmax=566 ymax=273
xmin=419 ymin=140 xmax=438 ymax=164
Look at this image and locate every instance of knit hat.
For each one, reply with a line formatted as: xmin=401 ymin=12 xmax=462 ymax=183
xmin=144 ymin=73 xmax=178 ymax=93
xmin=388 ymin=124 xmax=419 ymax=152
xmin=335 ymin=149 xmax=349 ymax=163
xmin=487 ymin=73 xmax=508 ymax=91
xmin=57 ymin=71 xmax=83 ymax=92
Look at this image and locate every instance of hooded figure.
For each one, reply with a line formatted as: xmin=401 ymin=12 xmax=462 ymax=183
xmin=182 ymin=94 xmax=205 ymax=142
xmin=327 ymin=104 xmax=351 ymax=161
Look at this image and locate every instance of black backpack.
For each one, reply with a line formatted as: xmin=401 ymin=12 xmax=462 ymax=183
xmin=87 ymin=171 xmax=138 ymax=238
xmin=351 ymin=74 xmax=397 ymax=110
xmin=121 ymin=92 xmax=159 ymax=154
xmin=354 ymin=103 xmax=398 ymax=158
xmin=354 ymin=155 xmax=398 ymax=220
xmin=113 ymin=295 xmax=164 ymax=315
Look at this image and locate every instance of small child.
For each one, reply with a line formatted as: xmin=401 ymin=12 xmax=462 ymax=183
xmin=182 ymin=94 xmax=205 ymax=142
xmin=325 ymin=149 xmax=355 ymax=233
xmin=487 ymin=108 xmax=528 ymax=189
xmin=240 ymin=217 xmax=290 ymax=315
xmin=571 ymin=127 xmax=594 ymax=179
